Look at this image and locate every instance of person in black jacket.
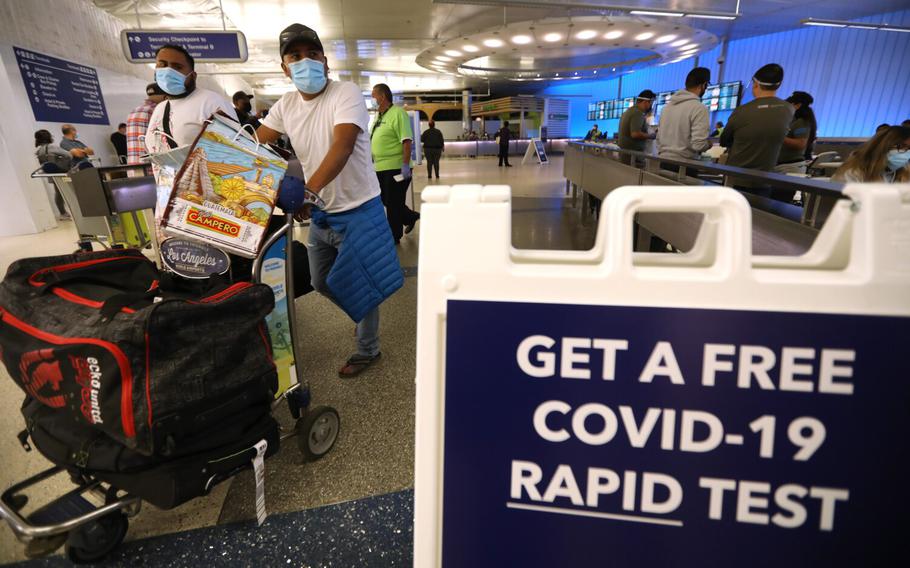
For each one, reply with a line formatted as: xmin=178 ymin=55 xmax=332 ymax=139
xmin=421 ymin=120 xmax=444 ymax=179
xmin=497 ymin=121 xmax=512 ymax=167
xmin=110 ymin=123 xmax=127 ymax=164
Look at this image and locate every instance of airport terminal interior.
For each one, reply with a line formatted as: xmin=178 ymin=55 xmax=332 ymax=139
xmin=0 ymin=0 xmax=908 ymax=566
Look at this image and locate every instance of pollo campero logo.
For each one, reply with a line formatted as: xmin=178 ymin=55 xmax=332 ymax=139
xmin=186 ymin=208 xmax=241 ymax=238
xmin=71 ymin=355 xmax=104 ymax=425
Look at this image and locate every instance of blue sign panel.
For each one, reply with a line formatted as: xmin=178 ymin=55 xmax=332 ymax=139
xmin=443 ymin=300 xmax=908 ymax=567
xmin=121 ymin=30 xmax=247 ymax=63
xmin=14 ymin=47 xmax=109 ymax=125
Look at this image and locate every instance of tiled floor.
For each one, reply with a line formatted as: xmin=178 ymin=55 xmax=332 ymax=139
xmin=0 ymin=156 xmax=588 ymax=565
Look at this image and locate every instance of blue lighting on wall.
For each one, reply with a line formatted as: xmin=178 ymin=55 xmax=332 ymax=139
xmin=540 ymin=8 xmax=910 ymax=139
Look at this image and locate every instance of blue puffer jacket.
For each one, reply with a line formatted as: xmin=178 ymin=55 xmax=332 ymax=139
xmin=311 ymin=196 xmax=404 ymax=322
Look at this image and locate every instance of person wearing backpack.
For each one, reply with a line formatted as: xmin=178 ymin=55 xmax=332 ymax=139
xmin=33 ymin=129 xmax=72 ymax=218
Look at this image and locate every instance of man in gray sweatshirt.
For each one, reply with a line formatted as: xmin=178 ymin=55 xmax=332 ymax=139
xmin=657 ymin=67 xmax=712 ymax=162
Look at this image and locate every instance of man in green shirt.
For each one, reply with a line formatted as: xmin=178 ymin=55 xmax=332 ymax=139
xmin=720 ymin=63 xmax=793 ymax=196
xmin=618 ymin=90 xmax=656 ymax=153
xmin=371 ymin=83 xmax=419 ymax=244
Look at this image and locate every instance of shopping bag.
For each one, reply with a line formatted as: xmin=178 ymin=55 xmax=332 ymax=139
xmin=161 ymin=114 xmax=287 ymax=258
xmin=146 ymin=135 xmax=190 ymax=245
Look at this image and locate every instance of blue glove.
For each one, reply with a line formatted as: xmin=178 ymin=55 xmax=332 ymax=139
xmin=277 ymin=175 xmax=307 ymax=212
xmin=401 ymin=163 xmax=411 ymax=179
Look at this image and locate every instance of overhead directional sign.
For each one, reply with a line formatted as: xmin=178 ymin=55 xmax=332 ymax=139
xmin=14 ymin=46 xmax=109 ymax=125
xmin=121 ymin=30 xmax=248 ymax=63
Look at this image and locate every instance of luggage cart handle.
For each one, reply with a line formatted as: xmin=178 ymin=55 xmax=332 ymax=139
xmin=251 ymin=214 xmax=295 ymax=285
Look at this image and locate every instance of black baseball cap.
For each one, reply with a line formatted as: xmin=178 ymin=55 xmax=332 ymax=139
xmin=279 ymin=24 xmax=324 ymax=56
xmin=637 ymin=89 xmax=657 ymax=101
xmin=232 ymin=90 xmax=253 ymax=102
xmin=753 ymin=63 xmax=784 ymax=89
xmin=146 ymin=82 xmax=165 ymax=97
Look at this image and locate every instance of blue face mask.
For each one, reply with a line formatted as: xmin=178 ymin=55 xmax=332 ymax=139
xmin=155 ymin=67 xmax=187 ymax=96
xmin=288 ymin=58 xmax=327 ymax=94
xmin=886 ymin=149 xmax=910 ymax=172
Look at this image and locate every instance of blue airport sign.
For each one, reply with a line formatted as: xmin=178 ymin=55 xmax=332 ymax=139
xmin=14 ymin=46 xmax=109 ymax=125
xmin=442 ymin=299 xmax=908 ymax=567
xmin=121 ymin=30 xmax=248 ymax=63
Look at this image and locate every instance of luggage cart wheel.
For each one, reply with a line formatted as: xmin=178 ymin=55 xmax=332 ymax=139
xmin=296 ymin=406 xmax=340 ymax=462
xmin=64 ymin=512 xmax=129 ymax=564
xmin=286 ymin=388 xmax=311 ymax=420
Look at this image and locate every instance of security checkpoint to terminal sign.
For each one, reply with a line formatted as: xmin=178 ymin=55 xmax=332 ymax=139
xmin=413 ymin=183 xmax=910 ymax=568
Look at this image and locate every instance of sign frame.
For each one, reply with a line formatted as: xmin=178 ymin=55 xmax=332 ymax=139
xmin=120 ymin=29 xmax=249 ymax=63
xmin=413 ymin=183 xmax=910 ymax=567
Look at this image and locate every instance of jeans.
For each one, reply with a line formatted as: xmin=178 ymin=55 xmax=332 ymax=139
xmin=424 ymin=148 xmax=441 ymax=178
xmin=497 ymin=146 xmax=510 ymax=166
xmin=376 ymin=169 xmax=419 ymax=242
xmin=307 ymin=221 xmax=380 ymax=357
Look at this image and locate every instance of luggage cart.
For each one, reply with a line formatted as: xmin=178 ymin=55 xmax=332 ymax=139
xmin=29 ymin=169 xmax=112 ymax=249
xmin=0 ymin=214 xmax=339 ymax=563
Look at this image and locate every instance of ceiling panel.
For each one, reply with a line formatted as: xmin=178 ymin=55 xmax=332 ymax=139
xmin=93 ymin=0 xmax=908 ymax=97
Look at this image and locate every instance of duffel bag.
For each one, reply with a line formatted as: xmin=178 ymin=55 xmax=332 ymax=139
xmin=0 ymin=248 xmax=277 ymax=456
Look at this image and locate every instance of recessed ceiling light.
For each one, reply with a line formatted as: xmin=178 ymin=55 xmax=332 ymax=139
xmin=670 ymin=38 xmax=688 ymax=47
xmin=635 ymin=32 xmax=655 ymax=41
xmin=511 ymin=35 xmax=532 ymax=44
xmin=436 ymin=56 xmax=452 ymax=62
xmin=604 ymin=30 xmax=624 ymax=40
xmin=483 ymin=38 xmax=504 ymax=48
xmin=681 ymin=43 xmax=698 ymax=50
xmin=444 ymin=50 xmax=462 ymax=57
xmin=655 ymin=34 xmax=677 ymax=43
xmin=543 ymin=32 xmax=562 ymax=42
xmin=576 ymin=30 xmax=597 ymax=40
xmin=462 ymin=45 xmax=479 ymax=52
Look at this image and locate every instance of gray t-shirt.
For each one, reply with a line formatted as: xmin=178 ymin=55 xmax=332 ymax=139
xmin=59 ymin=138 xmax=90 ymax=167
xmin=618 ymin=106 xmax=647 ymax=151
xmin=720 ymin=97 xmax=793 ymax=171
xmin=777 ymin=117 xmax=811 ymax=164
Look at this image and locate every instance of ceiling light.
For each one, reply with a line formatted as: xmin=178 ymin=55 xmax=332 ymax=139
xmin=686 ymin=14 xmax=737 ymax=20
xmin=630 ymin=10 xmax=683 ymax=17
xmin=444 ymin=50 xmax=462 ymax=57
xmin=604 ymin=30 xmax=624 ymax=40
xmin=463 ymin=44 xmax=479 ymax=52
xmin=575 ymin=30 xmax=597 ymax=40
xmin=655 ymin=34 xmax=677 ymax=43
xmin=635 ymin=32 xmax=655 ymax=41
xmin=879 ymin=27 xmax=910 ymax=33
xmin=483 ymin=38 xmax=504 ymax=48
xmin=543 ymin=32 xmax=562 ymax=42
xmin=848 ymin=24 xmax=878 ymax=30
xmin=436 ymin=56 xmax=452 ymax=61
xmin=802 ymin=21 xmax=846 ymax=28
xmin=670 ymin=38 xmax=688 ymax=47
xmin=511 ymin=35 xmax=532 ymax=44
xmin=680 ymin=43 xmax=698 ymax=50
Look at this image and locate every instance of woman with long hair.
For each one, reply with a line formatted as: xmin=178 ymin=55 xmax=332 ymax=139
xmin=33 ymin=129 xmax=73 ymax=218
xmin=833 ymin=125 xmax=910 ymax=184
xmin=776 ymin=91 xmax=818 ymax=174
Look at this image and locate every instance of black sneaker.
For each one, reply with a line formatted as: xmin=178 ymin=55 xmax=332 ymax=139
xmin=405 ymin=214 xmax=420 ymax=235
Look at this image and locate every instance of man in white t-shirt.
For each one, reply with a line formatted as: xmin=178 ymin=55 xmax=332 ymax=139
xmin=257 ymin=24 xmax=389 ymax=378
xmin=145 ymin=44 xmax=237 ymax=153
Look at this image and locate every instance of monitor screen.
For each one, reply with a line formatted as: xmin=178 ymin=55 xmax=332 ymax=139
xmin=702 ymin=81 xmax=742 ymax=113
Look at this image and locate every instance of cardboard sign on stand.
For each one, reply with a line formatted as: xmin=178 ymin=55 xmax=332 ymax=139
xmin=414 ymin=183 xmax=910 ymax=568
